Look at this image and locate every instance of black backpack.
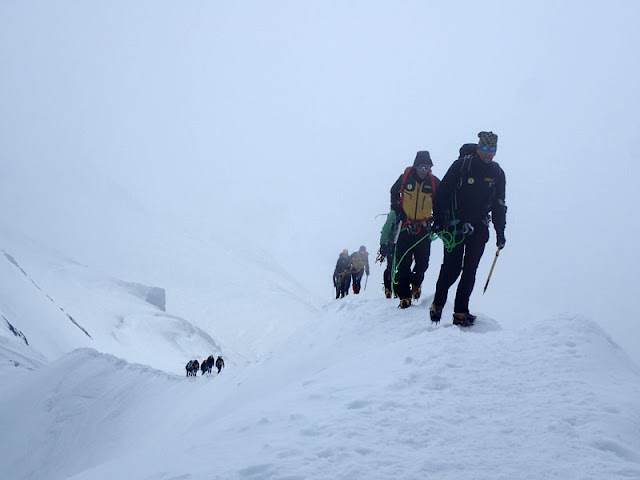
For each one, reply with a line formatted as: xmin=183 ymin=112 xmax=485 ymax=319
xmin=459 ymin=143 xmax=477 ymax=158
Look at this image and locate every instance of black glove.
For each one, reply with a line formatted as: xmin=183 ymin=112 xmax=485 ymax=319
xmin=496 ymin=230 xmax=506 ymax=250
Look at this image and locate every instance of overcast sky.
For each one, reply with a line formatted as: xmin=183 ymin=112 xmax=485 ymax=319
xmin=1 ymin=1 xmax=639 ymax=362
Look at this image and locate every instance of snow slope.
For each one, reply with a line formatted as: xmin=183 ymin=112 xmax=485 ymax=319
xmin=1 ymin=289 xmax=638 ymax=480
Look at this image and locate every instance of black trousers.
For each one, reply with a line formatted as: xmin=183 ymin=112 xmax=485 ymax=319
xmin=383 ymin=261 xmax=392 ymax=291
xmin=335 ymin=271 xmax=351 ymax=298
xmin=352 ymin=270 xmax=364 ymax=293
xmin=433 ymin=225 xmax=489 ymax=313
xmin=393 ymin=229 xmax=432 ymax=300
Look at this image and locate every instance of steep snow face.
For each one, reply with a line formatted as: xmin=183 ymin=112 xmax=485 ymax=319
xmin=0 ymin=247 xmax=93 ymax=360
xmin=0 ymin=151 xmax=321 ymax=371
xmin=0 ymin=225 xmax=318 ymax=374
xmin=0 ymin=155 xmax=322 ymax=368
xmin=0 ymin=295 xmax=638 ymax=480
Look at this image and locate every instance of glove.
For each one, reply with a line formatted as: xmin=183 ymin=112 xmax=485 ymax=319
xmin=496 ymin=231 xmax=506 ymax=250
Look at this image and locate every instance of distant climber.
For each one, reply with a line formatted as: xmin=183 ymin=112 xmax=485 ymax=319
xmin=215 ymin=356 xmax=225 ymax=374
xmin=205 ymin=355 xmax=215 ymax=374
xmin=333 ymin=249 xmax=352 ymax=299
xmin=350 ymin=246 xmax=370 ymax=294
xmin=185 ymin=359 xmax=200 ymax=377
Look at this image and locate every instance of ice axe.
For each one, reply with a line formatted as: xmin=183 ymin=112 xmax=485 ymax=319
xmin=483 ymin=248 xmax=501 ymax=294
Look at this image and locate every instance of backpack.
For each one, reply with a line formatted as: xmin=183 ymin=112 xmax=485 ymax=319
xmin=350 ymin=251 xmax=366 ymax=271
xmin=379 ymin=210 xmax=400 ymax=247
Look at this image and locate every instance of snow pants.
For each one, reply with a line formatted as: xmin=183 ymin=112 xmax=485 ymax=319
xmin=352 ymin=269 xmax=365 ymax=294
xmin=433 ymin=225 xmax=489 ymax=314
xmin=393 ymin=229 xmax=432 ymax=300
xmin=383 ymin=260 xmax=392 ymax=292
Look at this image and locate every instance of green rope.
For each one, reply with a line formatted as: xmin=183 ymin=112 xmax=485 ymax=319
xmin=435 ymin=197 xmax=466 ymax=253
xmin=433 ymin=228 xmax=465 ymax=253
xmin=390 ymin=199 xmax=466 ymax=296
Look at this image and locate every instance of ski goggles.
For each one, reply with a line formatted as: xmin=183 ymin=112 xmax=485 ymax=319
xmin=480 ymin=145 xmax=497 ymax=152
xmin=415 ymin=165 xmax=431 ymax=171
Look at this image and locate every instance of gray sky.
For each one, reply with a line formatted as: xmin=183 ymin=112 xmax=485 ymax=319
xmin=2 ymin=1 xmax=639 ymax=362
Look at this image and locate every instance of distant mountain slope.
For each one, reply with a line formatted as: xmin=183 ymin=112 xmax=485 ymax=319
xmin=0 ymin=156 xmax=320 ymax=371
xmin=0 ymin=245 xmax=92 ymax=360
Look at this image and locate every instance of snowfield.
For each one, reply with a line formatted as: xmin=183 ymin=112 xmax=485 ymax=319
xmin=2 ymin=282 xmax=639 ymax=479
xmin=2 ymin=2 xmax=640 ymax=479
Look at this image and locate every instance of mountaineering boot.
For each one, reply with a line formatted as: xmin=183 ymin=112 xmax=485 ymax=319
xmin=412 ymin=285 xmax=422 ymax=300
xmin=384 ymin=287 xmax=392 ymax=299
xmin=399 ymin=298 xmax=412 ymax=309
xmin=452 ymin=312 xmax=477 ymax=327
xmin=429 ymin=304 xmax=443 ymax=324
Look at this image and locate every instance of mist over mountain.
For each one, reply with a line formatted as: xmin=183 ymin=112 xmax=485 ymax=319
xmin=2 ymin=2 xmax=640 ymax=479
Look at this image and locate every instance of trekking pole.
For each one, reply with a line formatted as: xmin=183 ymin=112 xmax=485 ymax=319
xmin=364 ymin=274 xmax=368 ymax=290
xmin=483 ymin=248 xmax=500 ymax=294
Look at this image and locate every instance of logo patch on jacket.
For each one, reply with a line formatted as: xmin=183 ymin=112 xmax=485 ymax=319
xmin=467 ymin=177 xmax=475 ymax=184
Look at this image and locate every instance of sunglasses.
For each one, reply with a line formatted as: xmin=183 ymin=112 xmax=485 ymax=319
xmin=416 ymin=165 xmax=431 ymax=171
xmin=480 ymin=145 xmax=497 ymax=152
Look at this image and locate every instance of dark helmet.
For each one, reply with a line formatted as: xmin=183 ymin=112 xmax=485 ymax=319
xmin=359 ymin=245 xmax=366 ymax=252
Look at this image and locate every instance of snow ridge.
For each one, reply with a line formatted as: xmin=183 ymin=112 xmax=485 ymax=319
xmin=2 ymin=293 xmax=639 ymax=480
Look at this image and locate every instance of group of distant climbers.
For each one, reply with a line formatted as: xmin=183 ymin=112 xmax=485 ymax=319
xmin=333 ymin=245 xmax=370 ymax=298
xmin=334 ymin=131 xmax=507 ymax=327
xmin=186 ymin=355 xmax=224 ymax=377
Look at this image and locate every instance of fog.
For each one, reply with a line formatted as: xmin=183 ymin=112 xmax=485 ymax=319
xmin=1 ymin=1 xmax=639 ymax=363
